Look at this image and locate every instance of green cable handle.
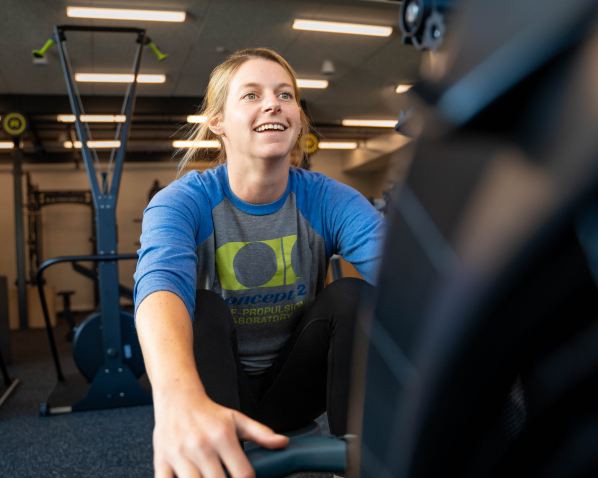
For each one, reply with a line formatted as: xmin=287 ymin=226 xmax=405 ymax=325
xmin=32 ymin=38 xmax=55 ymax=59
xmin=33 ymin=37 xmax=168 ymax=62
xmin=148 ymin=41 xmax=168 ymax=61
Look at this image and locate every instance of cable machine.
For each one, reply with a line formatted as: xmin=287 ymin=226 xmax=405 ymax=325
xmin=26 ymin=173 xmax=95 ymax=286
xmin=33 ymin=25 xmax=167 ymax=415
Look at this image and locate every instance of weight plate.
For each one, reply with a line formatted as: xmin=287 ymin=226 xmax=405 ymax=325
xmin=2 ymin=112 xmax=27 ymax=136
xmin=301 ymin=134 xmax=319 ymax=154
xmin=72 ymin=310 xmax=145 ymax=381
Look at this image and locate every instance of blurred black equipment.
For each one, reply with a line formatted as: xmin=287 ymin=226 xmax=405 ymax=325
xmin=330 ymin=255 xmax=343 ymax=281
xmin=356 ymin=0 xmax=598 ymax=477
xmin=395 ymin=109 xmax=414 ymax=136
xmin=148 ymin=179 xmax=164 ymax=203
xmin=0 ymin=278 xmax=18 ymax=409
xmin=0 ymin=347 xmax=19 ymax=409
xmin=399 ymin=0 xmax=451 ymax=51
xmin=0 ymin=276 xmax=18 ymax=408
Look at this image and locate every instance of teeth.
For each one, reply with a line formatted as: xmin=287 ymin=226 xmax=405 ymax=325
xmin=256 ymin=124 xmax=285 ymax=132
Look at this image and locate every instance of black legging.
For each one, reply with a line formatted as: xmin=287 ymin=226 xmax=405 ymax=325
xmin=192 ymin=277 xmax=372 ymax=435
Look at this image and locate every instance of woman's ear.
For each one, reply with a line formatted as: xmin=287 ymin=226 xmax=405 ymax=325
xmin=208 ymin=115 xmax=224 ymax=136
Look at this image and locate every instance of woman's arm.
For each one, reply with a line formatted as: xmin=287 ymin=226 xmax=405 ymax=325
xmin=136 ymin=290 xmax=289 ymax=478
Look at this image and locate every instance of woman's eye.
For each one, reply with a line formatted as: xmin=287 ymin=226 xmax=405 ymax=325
xmin=244 ymin=93 xmax=257 ymax=100
xmin=280 ymin=92 xmax=292 ymax=100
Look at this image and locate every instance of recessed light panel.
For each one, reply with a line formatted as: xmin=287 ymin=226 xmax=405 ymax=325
xmin=293 ymin=19 xmax=392 ymax=37
xmin=173 ymin=141 xmax=221 ymax=148
xmin=58 ymin=115 xmax=126 ymax=122
xmin=342 ymin=119 xmax=397 ymax=128
xmin=64 ymin=141 xmax=121 ymax=148
xmin=74 ymin=74 xmax=166 ymax=83
xmin=318 ymin=142 xmax=358 ymax=149
xmin=67 ymin=7 xmax=185 ymax=22
xmin=297 ymin=79 xmax=329 ymax=89
xmin=396 ymin=84 xmax=413 ymax=93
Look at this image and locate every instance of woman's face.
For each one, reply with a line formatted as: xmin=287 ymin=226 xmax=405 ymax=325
xmin=212 ymin=59 xmax=302 ymax=163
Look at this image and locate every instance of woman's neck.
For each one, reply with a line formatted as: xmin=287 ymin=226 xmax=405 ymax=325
xmin=226 ymin=155 xmax=290 ymax=205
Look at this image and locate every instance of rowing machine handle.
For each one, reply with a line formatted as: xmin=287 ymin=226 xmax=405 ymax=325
xmin=245 ymin=436 xmax=347 ymax=478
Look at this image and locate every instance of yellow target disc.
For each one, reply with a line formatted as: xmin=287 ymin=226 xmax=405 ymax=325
xmin=301 ymin=134 xmax=319 ymax=154
xmin=2 ymin=113 xmax=27 ymax=136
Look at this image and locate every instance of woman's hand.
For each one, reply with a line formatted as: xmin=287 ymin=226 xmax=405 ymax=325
xmin=153 ymin=389 xmax=289 ymax=478
xmin=135 ymin=291 xmax=286 ymax=477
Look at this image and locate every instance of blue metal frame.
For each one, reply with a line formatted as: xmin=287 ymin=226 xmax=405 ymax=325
xmin=44 ymin=25 xmax=152 ymax=412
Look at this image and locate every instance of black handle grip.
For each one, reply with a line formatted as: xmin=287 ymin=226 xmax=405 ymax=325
xmin=246 ymin=436 xmax=347 ymax=478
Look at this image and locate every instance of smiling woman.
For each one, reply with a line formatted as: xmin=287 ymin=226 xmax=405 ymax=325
xmin=133 ymin=47 xmax=386 ymax=478
xmin=179 ymin=48 xmax=310 ymax=172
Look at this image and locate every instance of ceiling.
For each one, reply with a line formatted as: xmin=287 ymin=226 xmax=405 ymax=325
xmin=0 ymin=0 xmax=422 ymax=162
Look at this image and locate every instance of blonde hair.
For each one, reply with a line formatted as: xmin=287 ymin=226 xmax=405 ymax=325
xmin=178 ymin=48 xmax=310 ymax=173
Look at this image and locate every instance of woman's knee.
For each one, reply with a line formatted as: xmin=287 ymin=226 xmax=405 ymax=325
xmin=193 ymin=289 xmax=236 ymax=338
xmin=316 ymin=277 xmax=374 ymax=314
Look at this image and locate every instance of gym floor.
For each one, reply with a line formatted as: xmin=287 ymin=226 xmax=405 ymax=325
xmin=0 ymin=314 xmax=331 ymax=478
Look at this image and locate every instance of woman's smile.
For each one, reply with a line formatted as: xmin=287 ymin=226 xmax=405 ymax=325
xmin=253 ymin=123 xmax=288 ymax=133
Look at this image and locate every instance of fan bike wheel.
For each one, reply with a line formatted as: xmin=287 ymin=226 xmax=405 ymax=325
xmin=72 ymin=310 xmax=145 ymax=381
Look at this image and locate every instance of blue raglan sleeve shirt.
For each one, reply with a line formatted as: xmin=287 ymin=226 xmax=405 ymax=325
xmin=134 ymin=167 xmax=387 ymax=322
xmin=133 ymin=178 xmax=202 ymax=321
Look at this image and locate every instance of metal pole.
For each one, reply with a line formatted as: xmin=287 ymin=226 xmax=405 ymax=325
xmin=108 ymin=32 xmax=145 ymax=198
xmin=13 ymin=137 xmax=28 ymax=330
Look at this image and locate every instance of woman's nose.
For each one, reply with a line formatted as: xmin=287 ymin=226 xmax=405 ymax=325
xmin=263 ymin=93 xmax=282 ymax=113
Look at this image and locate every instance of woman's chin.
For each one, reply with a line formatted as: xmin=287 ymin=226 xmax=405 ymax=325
xmin=254 ymin=146 xmax=293 ymax=161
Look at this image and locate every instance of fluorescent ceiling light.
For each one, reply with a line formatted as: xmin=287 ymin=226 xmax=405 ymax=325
xmin=293 ymin=19 xmax=392 ymax=37
xmin=297 ymin=79 xmax=328 ymax=89
xmin=74 ymin=74 xmax=166 ymax=83
xmin=318 ymin=142 xmax=358 ymax=149
xmin=173 ymin=140 xmax=220 ymax=148
xmin=396 ymin=84 xmax=413 ymax=93
xmin=187 ymin=116 xmax=207 ymax=123
xmin=0 ymin=141 xmax=14 ymax=149
xmin=58 ymin=115 xmax=126 ymax=122
xmin=342 ymin=119 xmax=397 ymax=128
xmin=64 ymin=140 xmax=121 ymax=149
xmin=67 ymin=7 xmax=185 ymax=22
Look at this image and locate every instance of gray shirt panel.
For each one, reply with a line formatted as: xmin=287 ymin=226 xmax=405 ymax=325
xmin=195 ymin=192 xmax=327 ymax=374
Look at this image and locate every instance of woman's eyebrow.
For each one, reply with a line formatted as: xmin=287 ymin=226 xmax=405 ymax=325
xmin=240 ymin=82 xmax=261 ymax=89
xmin=239 ymin=82 xmax=293 ymax=89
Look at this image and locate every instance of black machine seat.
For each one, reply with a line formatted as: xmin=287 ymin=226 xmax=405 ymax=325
xmin=353 ymin=0 xmax=598 ymax=477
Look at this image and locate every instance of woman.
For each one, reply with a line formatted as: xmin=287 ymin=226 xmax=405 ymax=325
xmin=134 ymin=48 xmax=386 ymax=478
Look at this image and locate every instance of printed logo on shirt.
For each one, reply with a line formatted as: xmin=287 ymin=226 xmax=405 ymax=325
xmin=229 ymin=301 xmax=306 ymax=325
xmin=215 ymin=234 xmax=300 ymax=291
